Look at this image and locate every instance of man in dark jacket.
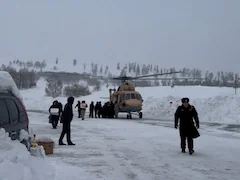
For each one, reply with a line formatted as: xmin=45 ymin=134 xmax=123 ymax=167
xmin=98 ymin=102 xmax=102 ymax=118
xmin=102 ymin=102 xmax=107 ymax=118
xmin=89 ymin=101 xmax=94 ymax=118
xmin=75 ymin=101 xmax=81 ymax=118
xmin=49 ymin=100 xmax=60 ymax=129
xmin=57 ymin=102 xmax=63 ymax=125
xmin=95 ymin=102 xmax=99 ymax=118
xmin=58 ymin=102 xmax=63 ymax=114
xmin=59 ymin=96 xmax=75 ymax=145
xmin=174 ymin=97 xmax=199 ymax=155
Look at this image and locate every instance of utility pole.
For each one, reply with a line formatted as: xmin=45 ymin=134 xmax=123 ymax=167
xmin=234 ymin=74 xmax=239 ymax=95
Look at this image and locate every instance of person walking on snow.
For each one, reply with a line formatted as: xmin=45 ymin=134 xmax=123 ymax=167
xmin=80 ymin=100 xmax=88 ymax=120
xmin=59 ymin=96 xmax=75 ymax=145
xmin=174 ymin=97 xmax=200 ymax=155
xmin=75 ymin=100 xmax=82 ymax=118
xmin=95 ymin=102 xmax=99 ymax=118
xmin=89 ymin=101 xmax=94 ymax=118
xmin=49 ymin=100 xmax=61 ymax=129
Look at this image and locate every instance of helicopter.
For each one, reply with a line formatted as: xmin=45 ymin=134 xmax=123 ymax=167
xmin=92 ymin=71 xmax=184 ymax=119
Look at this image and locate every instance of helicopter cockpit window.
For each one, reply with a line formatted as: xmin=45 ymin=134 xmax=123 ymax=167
xmin=131 ymin=93 xmax=136 ymax=99
xmin=135 ymin=94 xmax=142 ymax=100
xmin=125 ymin=94 xmax=131 ymax=100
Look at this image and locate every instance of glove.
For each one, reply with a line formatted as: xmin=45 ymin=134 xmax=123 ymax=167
xmin=174 ymin=125 xmax=178 ymax=129
xmin=196 ymin=124 xmax=199 ymax=129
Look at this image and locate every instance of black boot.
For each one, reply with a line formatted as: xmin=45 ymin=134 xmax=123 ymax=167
xmin=59 ymin=141 xmax=66 ymax=145
xmin=68 ymin=142 xmax=75 ymax=145
xmin=189 ymin=149 xmax=194 ymax=155
xmin=181 ymin=149 xmax=186 ymax=153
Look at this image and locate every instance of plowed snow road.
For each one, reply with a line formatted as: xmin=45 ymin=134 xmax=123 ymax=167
xmin=29 ymin=112 xmax=240 ymax=180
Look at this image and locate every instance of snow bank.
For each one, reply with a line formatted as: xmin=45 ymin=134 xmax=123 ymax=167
xmin=144 ymin=95 xmax=240 ymax=124
xmin=0 ymin=128 xmax=55 ymax=180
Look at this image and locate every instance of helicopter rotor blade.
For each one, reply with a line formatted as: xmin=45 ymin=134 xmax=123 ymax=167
xmin=132 ymin=77 xmax=204 ymax=81
xmin=82 ymin=71 xmax=184 ymax=81
xmin=129 ymin=71 xmax=183 ymax=80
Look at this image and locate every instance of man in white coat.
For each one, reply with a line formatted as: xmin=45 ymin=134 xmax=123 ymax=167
xmin=80 ymin=100 xmax=88 ymax=120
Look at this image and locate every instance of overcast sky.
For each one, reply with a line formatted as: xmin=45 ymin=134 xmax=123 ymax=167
xmin=0 ymin=0 xmax=239 ymax=72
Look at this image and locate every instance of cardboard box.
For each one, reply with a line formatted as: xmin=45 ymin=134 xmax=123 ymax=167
xmin=36 ymin=138 xmax=54 ymax=155
xmin=50 ymin=108 xmax=59 ymax=116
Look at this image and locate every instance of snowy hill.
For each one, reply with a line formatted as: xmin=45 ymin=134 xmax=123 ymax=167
xmin=20 ymin=78 xmax=240 ymax=124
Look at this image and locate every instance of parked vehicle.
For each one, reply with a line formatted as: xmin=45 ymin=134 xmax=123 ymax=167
xmin=0 ymin=71 xmax=31 ymax=149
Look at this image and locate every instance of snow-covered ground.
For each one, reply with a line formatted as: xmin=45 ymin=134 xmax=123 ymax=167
xmin=27 ymin=111 xmax=240 ymax=180
xmin=21 ymin=78 xmax=240 ymax=124
xmin=2 ymin=78 xmax=240 ymax=180
xmin=0 ymin=127 xmax=96 ymax=180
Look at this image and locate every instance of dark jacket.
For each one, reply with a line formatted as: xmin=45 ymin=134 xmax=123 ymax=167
xmin=58 ymin=102 xmax=63 ymax=113
xmin=174 ymin=104 xmax=199 ymax=137
xmin=62 ymin=97 xmax=74 ymax=123
xmin=75 ymin=101 xmax=81 ymax=110
xmin=49 ymin=101 xmax=60 ymax=117
xmin=90 ymin=103 xmax=94 ymax=111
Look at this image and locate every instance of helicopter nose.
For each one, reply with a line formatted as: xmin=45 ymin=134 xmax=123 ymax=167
xmin=124 ymin=99 xmax=142 ymax=107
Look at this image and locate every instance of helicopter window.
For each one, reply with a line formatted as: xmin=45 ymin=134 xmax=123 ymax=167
xmin=125 ymin=94 xmax=131 ymax=100
xmin=136 ymin=94 xmax=142 ymax=100
xmin=131 ymin=93 xmax=136 ymax=99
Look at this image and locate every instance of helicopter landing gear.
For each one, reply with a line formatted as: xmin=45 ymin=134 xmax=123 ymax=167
xmin=114 ymin=111 xmax=118 ymax=118
xmin=127 ymin=113 xmax=132 ymax=119
xmin=139 ymin=112 xmax=143 ymax=119
xmin=114 ymin=104 xmax=119 ymax=118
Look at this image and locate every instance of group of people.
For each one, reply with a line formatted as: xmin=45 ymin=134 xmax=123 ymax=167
xmin=48 ymin=98 xmax=116 ymax=146
xmin=48 ymin=96 xmax=200 ymax=154
xmin=48 ymin=97 xmax=76 ymax=145
xmin=74 ymin=101 xmax=115 ymax=119
xmin=75 ymin=100 xmax=88 ymax=120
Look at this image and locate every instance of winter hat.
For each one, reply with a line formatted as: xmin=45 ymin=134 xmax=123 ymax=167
xmin=181 ymin=97 xmax=189 ymax=103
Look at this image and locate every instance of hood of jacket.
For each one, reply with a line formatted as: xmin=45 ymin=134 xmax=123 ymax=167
xmin=67 ymin=96 xmax=74 ymax=104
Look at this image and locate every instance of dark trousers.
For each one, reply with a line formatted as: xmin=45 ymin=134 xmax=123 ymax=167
xmin=95 ymin=110 xmax=98 ymax=118
xmin=51 ymin=115 xmax=59 ymax=129
xmin=59 ymin=122 xmax=71 ymax=143
xmin=98 ymin=110 xmax=101 ymax=118
xmin=89 ymin=110 xmax=94 ymax=118
xmin=78 ymin=109 xmax=81 ymax=118
xmin=180 ymin=136 xmax=193 ymax=150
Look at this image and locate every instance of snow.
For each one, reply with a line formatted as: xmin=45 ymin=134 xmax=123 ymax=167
xmin=28 ymin=112 xmax=240 ymax=180
xmin=21 ymin=78 xmax=240 ymax=124
xmin=0 ymin=127 xmax=95 ymax=180
xmin=2 ymin=77 xmax=240 ymax=179
xmin=0 ymin=128 xmax=55 ymax=180
xmin=0 ymin=71 xmax=22 ymax=99
xmin=19 ymin=129 xmax=30 ymax=142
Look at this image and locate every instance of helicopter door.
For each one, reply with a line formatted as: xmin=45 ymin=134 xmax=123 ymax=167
xmin=116 ymin=94 xmax=120 ymax=103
